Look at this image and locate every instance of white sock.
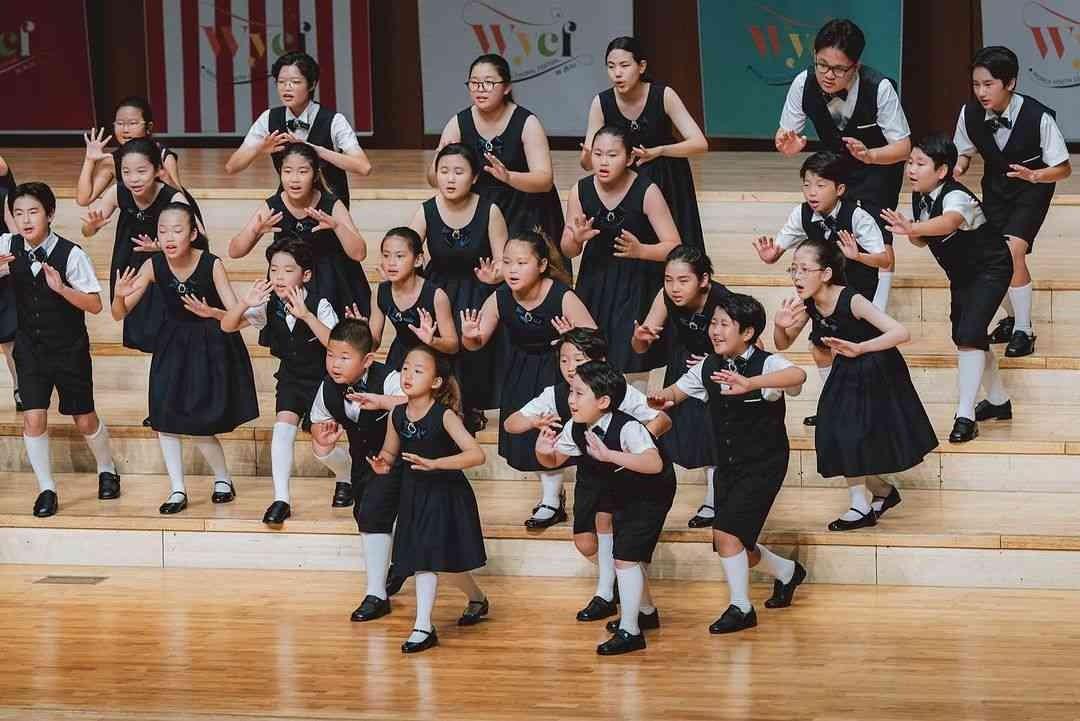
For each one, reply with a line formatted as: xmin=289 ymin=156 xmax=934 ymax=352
xmin=408 ymin=571 xmax=438 ymax=643
xmin=839 ymin=479 xmax=872 ymax=522
xmin=158 ymin=432 xmax=186 ymax=495
xmin=871 ymin=271 xmax=893 ymax=311
xmin=1001 ymin=293 xmax=1014 ymax=317
xmin=755 ymin=544 xmax=795 ymax=584
xmin=362 ymin=533 xmax=393 ymax=600
xmin=271 ymin=422 xmax=297 ymax=503
xmin=24 ymin=433 xmax=56 ymax=493
xmin=956 ymin=349 xmax=985 ymax=421
xmin=315 ymin=446 xmax=352 ymax=483
xmin=698 ymin=467 xmax=716 ymax=519
xmin=719 ymin=550 xmax=752 ymax=613
xmin=818 ymin=365 xmax=832 ymax=384
xmin=981 ymin=350 xmax=1010 ymax=406
xmin=639 ymin=563 xmax=656 ymax=615
xmin=1 ymin=341 xmax=16 ymax=388
xmin=1008 ymin=283 xmax=1033 ymax=334
xmin=595 ymin=532 xmax=616 ymax=602
xmin=532 ymin=471 xmax=563 ymax=521
xmin=444 ymin=572 xmax=485 ymax=603
xmin=82 ymin=421 xmax=117 ymax=475
xmin=193 ymin=436 xmax=231 ymax=493
xmin=615 ymin=564 xmax=645 ymax=635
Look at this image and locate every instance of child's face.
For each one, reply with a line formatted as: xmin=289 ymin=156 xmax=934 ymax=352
xmin=436 ymin=154 xmax=475 ymax=202
xmin=708 ymin=306 xmax=753 ymax=357
xmin=664 ymin=260 xmax=708 ymax=307
xmin=120 ymin=153 xmax=157 ymax=196
xmin=606 ymin=49 xmax=645 ymax=92
xmin=567 ymin=375 xmax=609 ymax=424
xmin=113 ymin=105 xmax=149 ymax=144
xmin=400 ymin=349 xmax=443 ymax=399
xmin=971 ymin=66 xmax=1014 ymax=112
xmin=325 ymin=339 xmax=373 ymax=385
xmin=790 ymin=245 xmax=831 ymax=300
xmin=380 ymin=235 xmax=421 ymax=282
xmin=801 ymin=170 xmax=843 ymax=214
xmin=813 ymin=46 xmax=858 ymax=93
xmin=275 ymin=64 xmax=312 ymax=110
xmin=157 ymin=210 xmax=197 ymax=259
xmin=280 ymin=155 xmax=316 ymax=199
xmin=11 ymin=196 xmax=51 ymax=245
xmin=591 ymin=133 xmax=631 ymax=183
xmin=502 ymin=240 xmax=545 ymax=291
xmin=558 ymin=342 xmax=594 ymax=383
xmin=267 ymin=251 xmax=311 ymax=298
xmin=906 ymin=147 xmax=948 ymax=195
xmin=467 ymin=62 xmax=510 ymax=112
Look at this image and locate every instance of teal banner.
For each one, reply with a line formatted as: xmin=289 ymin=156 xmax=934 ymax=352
xmin=698 ymin=1 xmax=903 ymax=138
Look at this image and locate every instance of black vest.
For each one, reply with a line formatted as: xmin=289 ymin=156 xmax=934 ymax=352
xmin=262 ymin=289 xmax=326 ymax=379
xmin=320 ymin=362 xmax=392 ymax=465
xmin=962 ymin=95 xmax=1058 ymax=201
xmin=269 ymin=105 xmax=350 ymax=207
xmin=911 ymin=180 xmax=1010 ymax=283
xmin=569 ymin=410 xmax=673 ymax=499
xmin=701 ymin=350 xmax=788 ymax=467
xmin=10 ymin=234 xmax=89 ymax=349
xmin=800 ymin=200 xmax=879 ymax=300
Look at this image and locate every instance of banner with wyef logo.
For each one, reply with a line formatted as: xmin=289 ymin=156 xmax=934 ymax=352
xmin=419 ymin=0 xmax=632 ymax=136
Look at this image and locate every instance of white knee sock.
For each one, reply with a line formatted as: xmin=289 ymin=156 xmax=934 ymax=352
xmin=818 ymin=365 xmax=832 ymax=385
xmin=981 ymin=350 xmax=1009 ymax=405
xmin=871 ymin=271 xmax=893 ymax=311
xmin=639 ymin=564 xmax=656 ymax=615
xmin=362 ymin=533 xmax=393 ymax=600
xmin=1008 ymin=283 xmax=1034 ymax=334
xmin=615 ymin=563 xmax=645 ymax=634
xmin=193 ymin=436 xmax=231 ymax=493
xmin=158 ymin=432 xmax=186 ymax=495
xmin=82 ymin=421 xmax=117 ymax=475
xmin=444 ymin=571 xmax=485 ymax=603
xmin=699 ymin=467 xmax=716 ymax=518
xmin=532 ymin=470 xmax=563 ymax=520
xmin=838 ymin=479 xmax=872 ymax=522
xmin=24 ymin=433 xmax=56 ymax=493
xmin=595 ymin=532 xmax=616 ymax=602
xmin=755 ymin=544 xmax=795 ymax=584
xmin=271 ymin=422 xmax=297 ymax=503
xmin=315 ymin=446 xmax=352 ymax=483
xmin=956 ymin=349 xmax=985 ymax=421
xmin=719 ymin=550 xmax=751 ymax=613
xmin=1 ymin=341 xmax=16 ymax=388
xmin=408 ymin=571 xmax=438 ymax=643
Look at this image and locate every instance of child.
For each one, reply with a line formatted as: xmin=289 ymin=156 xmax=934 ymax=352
xmin=409 ymin=143 xmax=508 ymax=431
xmin=368 ymin=227 xmax=459 ymax=370
xmin=0 ymin=182 xmax=121 ymax=517
xmin=229 ymin=142 xmax=369 ymax=317
xmin=882 ymin=135 xmax=1014 ymax=443
xmin=226 ymin=51 xmax=372 ymax=205
xmin=505 ymin=327 xmax=671 ymax=621
xmin=634 ymin=246 xmax=730 ymax=527
xmin=221 ymin=236 xmax=340 ymax=522
xmin=367 ymin=346 xmax=489 ymax=654
xmin=537 ymin=361 xmax=675 ymax=656
xmin=0 ymin=154 xmax=18 ymax=410
xmin=112 ymin=203 xmax=259 ymax=514
xmin=953 ymin=46 xmax=1072 ymax=357
xmin=774 ymin=239 xmax=938 ymax=529
xmin=648 ymin=293 xmax=808 ymax=634
xmin=563 ymin=124 xmax=681 ymax=379
xmin=307 ymin=319 xmax=406 ymax=623
xmin=459 ymin=230 xmax=591 ymax=525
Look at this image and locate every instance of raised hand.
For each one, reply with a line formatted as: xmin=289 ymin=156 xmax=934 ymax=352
xmin=633 ymin=321 xmax=662 ymax=346
xmin=81 ymin=208 xmax=111 ymax=233
xmin=821 ymin=336 xmax=864 ymax=358
xmin=41 ymin=263 xmax=65 ymax=294
xmin=473 ymin=257 xmax=500 ymax=285
xmin=613 ymin=229 xmax=644 ymax=259
xmin=753 ymin=235 xmax=783 ymax=264
xmin=631 ymin=145 xmax=662 ymax=164
xmin=310 ymin=420 xmax=345 ymax=447
xmin=842 ymin=136 xmax=872 ymax=164
xmin=880 ymin=208 xmax=914 ymax=237
xmin=569 ymin=215 xmax=600 ymax=246
xmin=686 ymin=353 xmax=707 ymax=368
xmin=550 ymin=315 xmax=575 ymax=336
xmin=460 ymin=308 xmax=483 ymax=341
xmin=584 ymin=430 xmax=613 ymax=462
xmin=532 ymin=412 xmax=563 ymax=431
xmin=366 ymin=453 xmax=392 ymax=475
xmin=284 ymin=285 xmax=311 ymax=321
xmin=346 ymin=392 xmax=387 ymax=411
xmin=647 ymin=393 xmax=675 ymax=410
xmin=259 ymin=130 xmax=291 ymax=156
xmin=409 ymin=307 xmax=438 ymax=345
xmin=712 ymin=369 xmax=753 ymax=395
xmin=535 ymin=426 xmax=558 ymax=456
xmin=836 ymin=229 xmax=860 ymax=261
xmin=0 ymin=253 xmax=15 ymax=269
xmin=402 ymin=452 xmax=442 ymax=472
xmin=242 ymin=279 xmax=273 ymax=308
xmin=343 ymin=303 xmax=367 ymax=321
xmin=1006 ymin=163 xmax=1040 ymax=183
xmin=113 ymin=267 xmax=140 ymax=298
xmin=483 ymin=152 xmax=510 ymax=183
xmin=305 ymin=206 xmax=337 ymax=232
xmin=254 ymin=211 xmax=285 ymax=237
xmin=181 ymin=295 xmax=217 ymax=319
xmin=775 ymin=296 xmax=807 ymax=330
xmin=83 ymin=127 xmax=113 ymax=161
xmin=774 ymin=128 xmax=808 ymax=156
xmin=131 ymin=233 xmax=160 ymax=253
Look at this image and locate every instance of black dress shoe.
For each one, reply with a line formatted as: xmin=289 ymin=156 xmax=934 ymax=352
xmin=331 ymin=481 xmax=354 ymax=508
xmin=606 ymin=609 xmax=661 ymax=633
xmin=159 ymin=491 xmax=188 ymax=515
xmin=263 ymin=500 xmax=291 ymax=525
xmin=687 ymin=504 xmax=715 ymax=529
xmin=211 ymin=481 xmax=235 ymax=504
xmin=351 ymin=594 xmax=391 ymax=622
xmin=401 ymin=628 xmax=438 ymax=654
xmin=597 ymin=628 xmax=646 ymax=656
xmin=873 ymin=486 xmax=902 ymax=518
xmin=975 ymin=399 xmax=1013 ymax=421
xmin=988 ymin=315 xmax=1014 ymax=344
xmin=709 ymin=605 xmax=757 ymax=634
xmin=949 ymin=417 xmax=979 ymax=443
xmin=1005 ymin=330 xmax=1035 ymax=358
xmin=13 ymin=389 xmax=24 ymax=413
xmin=827 ymin=507 xmax=877 ymax=532
xmin=458 ymin=597 xmax=489 ymax=626
xmin=803 ymin=415 xmax=817 ymax=426
xmin=576 ymin=595 xmax=618 ymax=622
xmin=765 ymin=561 xmax=806 ymax=609
xmin=97 ymin=472 xmax=121 ymax=500
xmin=385 ymin=567 xmax=406 ymax=598
xmin=142 ymin=416 xmax=152 ymax=427
xmin=523 ymin=499 xmax=568 ymax=529
xmin=33 ymin=490 xmax=58 ymax=518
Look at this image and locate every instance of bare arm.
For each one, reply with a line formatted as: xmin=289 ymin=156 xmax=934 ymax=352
xmin=635 ymin=184 xmax=681 ymax=261
xmin=559 ymin=290 xmax=597 ymax=330
xmin=416 ymin=409 xmax=485 ymax=470
xmin=654 ymin=87 xmax=708 ymax=158
xmin=579 ymin=95 xmax=604 ymax=170
xmin=504 ymin=115 xmax=554 ymax=193
xmin=81 ymin=186 xmax=118 ymax=237
xmin=644 ymin=411 xmax=672 ymax=438
xmin=632 ymin=291 xmax=668 ymax=354
xmin=330 ymin=200 xmax=367 ymax=262
xmin=460 ymin=292 xmax=500 ymax=351
xmin=429 ymin=288 xmax=460 ymax=354
xmin=111 ymin=263 xmax=155 ymax=319
xmin=315 ymin=144 xmax=373 ymax=178
xmin=560 ymin=184 xmax=589 ymax=259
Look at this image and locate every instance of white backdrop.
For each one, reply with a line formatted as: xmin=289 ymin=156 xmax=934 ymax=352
xmin=418 ymin=0 xmax=632 ymax=136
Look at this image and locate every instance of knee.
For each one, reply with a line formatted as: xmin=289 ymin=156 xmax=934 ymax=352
xmin=595 ymin=512 xmax=613 ymax=533
xmin=614 ymin=559 xmax=638 ymax=570
xmin=73 ymin=413 xmax=99 ymax=435
xmin=713 ymin=530 xmax=744 ymax=556
xmin=574 ymin=533 xmax=598 ymax=558
xmin=22 ymin=412 xmax=47 ymax=437
xmin=809 ymin=343 xmax=832 ymax=367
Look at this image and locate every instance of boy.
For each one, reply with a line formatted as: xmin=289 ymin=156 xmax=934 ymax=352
xmin=221 ymin=236 xmax=339 ymax=522
xmin=505 ymin=328 xmax=671 ymax=622
xmin=0 ymin=182 xmax=120 ymax=517
xmin=307 ymin=319 xmax=406 ymax=622
xmin=953 ymin=46 xmax=1072 ymax=357
xmin=649 ymin=293 xmax=807 ymax=634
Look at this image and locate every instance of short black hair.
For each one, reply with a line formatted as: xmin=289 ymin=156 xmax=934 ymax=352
xmin=114 ymin=95 xmax=154 ymax=124
xmin=800 ymin=150 xmax=848 ymax=185
xmin=328 ymin=318 xmax=374 ymax=355
xmin=915 ymin=134 xmax=959 ymax=177
xmin=272 ymin=51 xmax=320 ymax=88
xmin=814 ymin=19 xmax=866 ymax=62
xmin=266 ymin=234 xmax=315 ymax=271
xmin=716 ymin=293 xmax=767 ymax=345
xmin=574 ymin=361 xmax=627 ymax=410
xmin=558 ymin=327 xmax=608 ymax=361
xmin=9 ymin=182 xmax=57 ymax=216
xmin=972 ymin=46 xmax=1019 ymax=86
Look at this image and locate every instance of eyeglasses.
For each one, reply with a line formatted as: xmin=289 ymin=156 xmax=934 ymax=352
xmin=276 ymin=79 xmax=306 ymax=89
xmin=787 ymin=265 xmax=826 ymax=278
xmin=465 ymin=79 xmax=506 ymax=92
xmin=113 ymin=120 xmax=146 ymax=129
xmin=814 ymin=60 xmax=855 ymax=78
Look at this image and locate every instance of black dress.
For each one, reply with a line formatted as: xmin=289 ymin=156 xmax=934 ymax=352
xmin=809 ymin=287 xmax=938 ymax=478
xmin=147 ymin=252 xmax=259 ymax=436
xmin=575 ymin=173 xmax=667 ymax=373
xmin=0 ymin=165 xmax=15 ymax=343
xmin=496 ymin=279 xmax=569 ymax=471
xmin=599 ymin=82 xmax=704 ymax=251
xmin=391 ymin=402 xmax=487 ymax=576
xmin=115 ymin=144 xmax=206 ymax=227
xmin=376 ymin=278 xmax=439 ymax=371
xmin=422 ymin=195 xmax=502 ymax=411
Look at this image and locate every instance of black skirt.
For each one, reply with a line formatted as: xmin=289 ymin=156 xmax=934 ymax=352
xmin=498 ymin=350 xmax=560 ymax=471
xmin=659 ymin=344 xmax=717 ymax=469
xmin=392 ymin=469 xmax=487 ymax=576
xmin=636 ymin=156 xmax=705 ymax=252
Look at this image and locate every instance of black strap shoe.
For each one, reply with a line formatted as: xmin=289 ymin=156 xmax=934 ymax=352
xmin=949 ymin=417 xmax=978 ymax=443
xmin=401 ymin=627 xmax=438 ymax=654
xmin=687 ymin=504 xmax=715 ymax=528
xmin=211 ymin=480 xmax=235 ymax=504
xmin=606 ymin=609 xmax=661 ymax=633
xmin=597 ymin=628 xmax=646 ymax=655
xmin=523 ymin=497 xmax=568 ymax=529
xmin=33 ymin=490 xmax=58 ymax=518
xmin=142 ymin=416 xmax=152 ymax=428
xmin=576 ymin=595 xmax=618 ymax=622
xmin=97 ymin=472 xmax=122 ymax=500
xmin=159 ymin=491 xmax=188 ymax=515
xmin=351 ymin=594 xmax=391 ymax=622
xmin=331 ymin=481 xmax=354 ymax=508
xmin=765 ymin=561 xmax=807 ymax=608
xmin=803 ymin=415 xmax=817 ymax=426
xmin=262 ymin=500 xmax=291 ymax=525
xmin=988 ymin=316 xmax=1014 ymax=344
xmin=709 ymin=604 xmax=758 ymax=634
xmin=458 ymin=597 xmax=489 ymax=626
xmin=873 ymin=486 xmax=902 ymax=518
xmin=1005 ymin=330 xmax=1036 ymax=358
xmin=827 ymin=507 xmax=877 ymax=531
xmin=975 ymin=399 xmax=1012 ymax=421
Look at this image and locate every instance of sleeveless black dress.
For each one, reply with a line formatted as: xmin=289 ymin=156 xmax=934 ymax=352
xmin=376 ymin=278 xmax=439 ymax=371
xmin=599 ymin=82 xmax=704 ymax=251
xmin=0 ymin=165 xmax=15 ymax=342
xmin=391 ymin=402 xmax=487 ymax=576
xmin=147 ymin=252 xmax=259 ymax=436
xmin=809 ymin=287 xmax=938 ymax=478
xmin=575 ymin=173 xmax=667 ymax=373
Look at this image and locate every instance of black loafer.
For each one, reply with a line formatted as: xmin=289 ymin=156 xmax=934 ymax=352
xmin=606 ymin=609 xmax=661 ymax=633
xmin=687 ymin=504 xmax=715 ymax=529
xmin=331 ymin=481 xmax=353 ymax=508
xmin=33 ymin=490 xmax=58 ymax=518
xmin=597 ymin=628 xmax=646 ymax=655
xmin=988 ymin=315 xmax=1014 ymax=344
xmin=458 ymin=597 xmax=489 ymax=626
xmin=401 ymin=628 xmax=438 ymax=654
xmin=159 ymin=491 xmax=188 ymax=515
xmin=142 ymin=416 xmax=152 ymax=428
xmin=949 ymin=417 xmax=979 ymax=443
xmin=524 ymin=500 xmax=568 ymax=529
xmin=385 ymin=567 xmax=406 ymax=598
xmin=803 ymin=415 xmax=817 ymax=426
xmin=1005 ymin=330 xmax=1036 ymax=358
xmin=975 ymin=399 xmax=1012 ymax=421
xmin=97 ymin=472 xmax=121 ymax=500
xmin=13 ymin=388 xmax=24 ymax=413
xmin=873 ymin=486 xmax=902 ymax=518
xmin=764 ymin=561 xmax=806 ymax=609
xmin=351 ymin=594 xmax=391 ymax=622
xmin=709 ymin=605 xmax=757 ymax=634
xmin=576 ymin=595 xmax=618 ymax=622
xmin=262 ymin=500 xmax=291 ymax=525
xmin=211 ymin=481 xmax=235 ymax=504
xmin=827 ymin=507 xmax=877 ymax=532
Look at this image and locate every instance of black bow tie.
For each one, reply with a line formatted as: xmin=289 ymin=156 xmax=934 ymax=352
xmin=818 ymin=214 xmax=837 ymax=232
xmin=29 ymin=247 xmax=47 ymax=264
xmin=345 ymin=379 xmax=367 ymax=395
xmin=591 ymin=425 xmax=606 ymax=440
xmin=286 ymin=118 xmax=311 ymax=132
xmin=822 ymin=88 xmax=848 ymax=103
xmin=985 ymin=114 xmax=1012 ymax=133
xmin=725 ymin=355 xmax=749 ymax=374
xmin=919 ymin=195 xmax=934 ymax=217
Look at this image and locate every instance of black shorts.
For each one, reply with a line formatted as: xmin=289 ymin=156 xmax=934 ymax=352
xmin=612 ymin=477 xmax=676 ymax=564
xmin=353 ymin=463 xmax=401 ymax=534
xmin=985 ymin=187 xmax=1054 ymax=251
xmin=14 ymin=335 xmax=95 ymax=416
xmin=950 ymin=271 xmax=1010 ymax=350
xmin=572 ymin=476 xmax=616 ymax=535
xmin=274 ymin=365 xmax=323 ymax=428
xmin=711 ymin=456 xmax=788 ymax=551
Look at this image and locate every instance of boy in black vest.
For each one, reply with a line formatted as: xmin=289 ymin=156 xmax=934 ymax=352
xmin=308 ymin=319 xmax=406 ymax=623
xmin=0 ymin=182 xmax=120 ymax=517
xmin=226 ymin=51 xmax=372 ymax=205
xmin=221 ymin=235 xmax=339 ymax=523
xmin=536 ymin=361 xmax=675 ymax=656
xmin=649 ymin=293 xmax=807 ymax=634
xmin=953 ymin=46 xmax=1072 ymax=358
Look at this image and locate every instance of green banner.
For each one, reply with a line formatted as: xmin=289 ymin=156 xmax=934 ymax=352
xmin=698 ymin=0 xmax=903 ymax=138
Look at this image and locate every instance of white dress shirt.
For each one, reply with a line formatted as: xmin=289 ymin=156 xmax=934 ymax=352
xmin=676 ymin=346 xmax=802 ymax=403
xmin=917 ymin=184 xmax=987 ymax=231
xmin=953 ymin=93 xmax=1069 ymax=166
xmin=242 ymin=101 xmax=360 ymax=154
xmin=309 ymin=370 xmax=403 ymax=425
xmin=0 ymin=232 xmax=102 ymax=293
xmin=554 ymin=411 xmax=657 ymax=457
xmin=243 ymin=288 xmax=339 ymax=333
xmin=519 ymin=383 xmax=660 ymax=424
xmin=774 ymin=202 xmax=886 ymax=252
xmin=780 ymin=69 xmax=910 ymax=142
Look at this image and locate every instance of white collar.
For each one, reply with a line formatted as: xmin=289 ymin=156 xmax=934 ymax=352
xmin=984 ymin=93 xmax=1022 ymax=123
xmin=286 ymin=102 xmax=318 ymax=124
xmin=27 ymin=232 xmax=59 ymax=258
xmin=927 ymin=183 xmax=946 ymax=202
xmin=811 ymin=202 xmax=842 ymax=224
xmin=591 ymin=412 xmax=614 ymax=434
xmin=723 ymin=345 xmax=756 ymax=363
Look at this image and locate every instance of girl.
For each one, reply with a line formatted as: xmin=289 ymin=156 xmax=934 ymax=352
xmin=111 ymin=203 xmax=259 ymax=514
xmin=773 ymin=238 xmax=938 ymax=531
xmin=563 ymin=124 xmax=681 ymax=378
xmin=459 ymin=231 xmax=593 ymax=526
xmin=369 ymin=227 xmax=459 ymax=370
xmin=229 ymin=142 xmax=369 ymax=317
xmin=633 ymin=246 xmax=729 ymax=527
xmin=0 ymin=154 xmax=17 ymax=410
xmin=582 ymin=36 xmax=707 ymax=252
xmin=410 ymin=143 xmax=508 ymax=431
xmin=366 ymin=346 xmax=488 ymax=654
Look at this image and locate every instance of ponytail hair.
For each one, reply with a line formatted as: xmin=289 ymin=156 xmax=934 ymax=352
xmin=507 ymin=227 xmax=571 ymax=286
xmin=795 ymin=238 xmax=845 ymax=285
xmin=405 ymin=346 xmax=462 ymax=415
